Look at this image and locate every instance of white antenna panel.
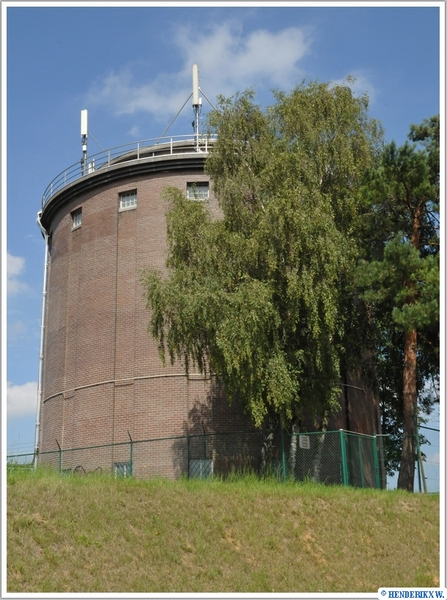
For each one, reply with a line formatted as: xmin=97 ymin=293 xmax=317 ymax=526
xmin=192 ymin=64 xmax=200 ymax=106
xmin=80 ymin=109 xmax=88 ymax=137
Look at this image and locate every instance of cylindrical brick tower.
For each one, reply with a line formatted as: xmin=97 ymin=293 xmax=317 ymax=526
xmin=37 ymin=136 xmax=258 ymax=477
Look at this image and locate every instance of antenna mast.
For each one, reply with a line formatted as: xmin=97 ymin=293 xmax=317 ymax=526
xmin=192 ymin=64 xmax=202 ymax=152
xmin=80 ymin=109 xmax=88 ymax=175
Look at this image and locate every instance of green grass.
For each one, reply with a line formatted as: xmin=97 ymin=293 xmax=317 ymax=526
xmin=7 ymin=468 xmax=440 ymax=593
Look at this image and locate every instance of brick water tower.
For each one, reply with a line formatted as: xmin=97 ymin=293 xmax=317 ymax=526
xmin=35 ymin=66 xmax=258 ymax=477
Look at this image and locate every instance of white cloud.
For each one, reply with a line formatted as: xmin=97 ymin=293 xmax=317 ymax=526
xmin=85 ymin=22 xmax=312 ymax=119
xmin=7 ymin=253 xmax=25 ymax=277
xmin=86 ymin=68 xmax=190 ymax=120
xmin=7 ymin=381 xmax=38 ymax=418
xmin=177 ymin=22 xmax=311 ymax=94
xmin=7 ymin=252 xmax=31 ymax=296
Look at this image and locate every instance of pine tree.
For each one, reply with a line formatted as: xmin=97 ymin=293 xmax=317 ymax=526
xmin=356 ymin=117 xmax=439 ymax=491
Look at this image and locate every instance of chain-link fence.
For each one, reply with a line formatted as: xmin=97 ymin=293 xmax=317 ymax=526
xmin=376 ymin=425 xmax=440 ymax=493
xmin=418 ymin=425 xmax=440 ymax=493
xmin=265 ymin=430 xmax=381 ymax=488
xmin=7 ymin=427 xmax=439 ymax=492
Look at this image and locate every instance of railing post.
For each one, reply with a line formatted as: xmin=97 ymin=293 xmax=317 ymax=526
xmin=339 ymin=429 xmax=349 ymax=486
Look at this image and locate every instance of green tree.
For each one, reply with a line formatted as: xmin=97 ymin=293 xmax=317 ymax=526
xmin=142 ymin=81 xmax=383 ymax=431
xmin=356 ymin=116 xmax=439 ymax=491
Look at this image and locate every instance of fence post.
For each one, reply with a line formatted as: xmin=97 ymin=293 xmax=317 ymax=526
xmin=280 ymin=420 xmax=286 ymax=482
xmin=339 ymin=430 xmax=349 ymax=486
xmin=128 ymin=431 xmax=133 ymax=477
xmin=376 ymin=434 xmax=386 ymax=489
xmin=187 ymin=433 xmax=190 ymax=479
xmin=202 ymin=422 xmax=207 ymax=479
xmin=358 ymin=436 xmax=365 ymax=488
xmin=415 ymin=417 xmax=427 ymax=493
xmin=372 ymin=435 xmax=380 ymax=489
xmin=55 ymin=439 xmax=62 ymax=474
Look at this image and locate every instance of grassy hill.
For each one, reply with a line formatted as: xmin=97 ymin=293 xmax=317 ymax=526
xmin=7 ymin=468 xmax=440 ymax=594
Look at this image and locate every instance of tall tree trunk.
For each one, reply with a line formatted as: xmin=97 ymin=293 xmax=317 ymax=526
xmin=397 ymin=205 xmax=421 ymax=492
xmin=397 ymin=328 xmax=417 ymax=491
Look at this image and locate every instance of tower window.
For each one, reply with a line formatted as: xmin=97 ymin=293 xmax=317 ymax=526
xmin=72 ymin=208 xmax=82 ymax=229
xmin=186 ymin=182 xmax=209 ymax=200
xmin=119 ymin=191 xmax=137 ymax=211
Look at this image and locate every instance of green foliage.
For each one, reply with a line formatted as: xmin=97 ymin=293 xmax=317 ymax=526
xmin=408 ymin=114 xmax=440 ymax=191
xmin=357 ymin=235 xmax=439 ymax=332
xmin=142 ymin=80 xmax=383 ymax=428
xmin=355 ymin=117 xmax=439 ymax=490
xmin=356 ymin=116 xmax=439 ymax=370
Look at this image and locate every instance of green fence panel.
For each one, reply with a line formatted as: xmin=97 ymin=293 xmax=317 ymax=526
xmin=286 ymin=431 xmax=344 ymax=485
xmin=8 ymin=427 xmax=430 ymax=491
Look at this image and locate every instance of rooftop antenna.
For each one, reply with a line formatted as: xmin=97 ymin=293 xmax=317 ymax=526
xmin=156 ymin=63 xmax=215 ymax=147
xmin=80 ymin=109 xmax=88 ymax=175
xmin=192 ymin=64 xmax=202 ymax=152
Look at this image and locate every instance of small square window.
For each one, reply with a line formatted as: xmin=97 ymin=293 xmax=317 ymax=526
xmin=72 ymin=208 xmax=82 ymax=229
xmin=119 ymin=191 xmax=137 ymax=210
xmin=186 ymin=182 xmax=209 ymax=200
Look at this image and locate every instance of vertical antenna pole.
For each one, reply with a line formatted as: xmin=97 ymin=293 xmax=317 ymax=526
xmin=80 ymin=109 xmax=88 ymax=175
xmin=192 ymin=64 xmax=201 ymax=152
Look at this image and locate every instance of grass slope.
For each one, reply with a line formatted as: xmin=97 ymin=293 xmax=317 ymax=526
xmin=7 ymin=468 xmax=440 ymax=593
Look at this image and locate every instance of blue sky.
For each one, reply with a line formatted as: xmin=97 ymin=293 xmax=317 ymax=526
xmin=3 ymin=3 xmax=443 ymax=484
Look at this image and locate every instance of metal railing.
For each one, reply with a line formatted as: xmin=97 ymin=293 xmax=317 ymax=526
xmin=7 ymin=428 xmax=439 ymax=492
xmin=41 ymin=133 xmax=217 ymax=208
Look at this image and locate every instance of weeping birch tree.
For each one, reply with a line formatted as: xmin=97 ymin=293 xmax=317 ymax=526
xmin=142 ymin=80 xmax=383 ymax=430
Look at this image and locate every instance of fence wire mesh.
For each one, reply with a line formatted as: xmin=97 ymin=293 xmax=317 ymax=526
xmin=7 ymin=427 xmax=439 ymax=492
xmin=286 ymin=432 xmax=344 ymax=484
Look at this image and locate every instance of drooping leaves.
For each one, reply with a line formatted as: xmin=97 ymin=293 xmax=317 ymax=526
xmin=142 ymin=81 xmax=383 ymax=428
